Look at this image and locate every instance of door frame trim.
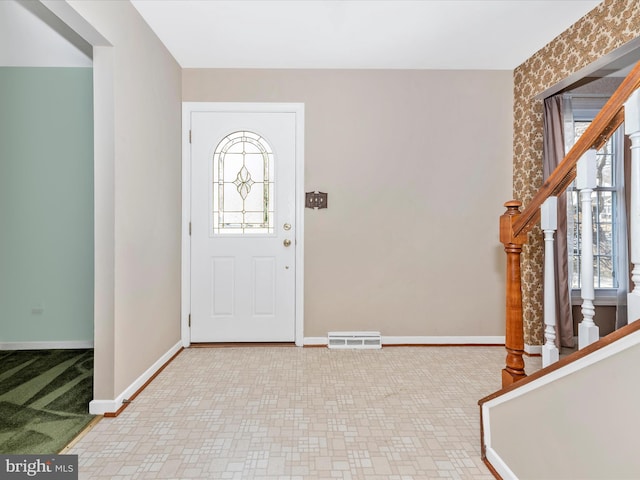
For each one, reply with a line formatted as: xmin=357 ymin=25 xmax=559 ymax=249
xmin=181 ymin=102 xmax=305 ymax=347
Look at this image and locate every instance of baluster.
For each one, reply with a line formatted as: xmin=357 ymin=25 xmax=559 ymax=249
xmin=626 ymin=90 xmax=640 ymax=323
xmin=577 ymin=150 xmax=599 ymax=349
xmin=500 ymin=201 xmax=526 ymax=386
xmin=541 ymin=196 xmax=560 ymax=366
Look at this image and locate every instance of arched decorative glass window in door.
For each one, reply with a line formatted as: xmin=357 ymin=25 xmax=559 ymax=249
xmin=212 ymin=131 xmax=274 ymax=235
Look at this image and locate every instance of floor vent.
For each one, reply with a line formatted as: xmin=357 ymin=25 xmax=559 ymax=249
xmin=327 ymin=331 xmax=382 ymax=349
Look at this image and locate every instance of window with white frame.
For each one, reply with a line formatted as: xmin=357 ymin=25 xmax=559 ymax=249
xmin=566 ymin=96 xmax=628 ymax=304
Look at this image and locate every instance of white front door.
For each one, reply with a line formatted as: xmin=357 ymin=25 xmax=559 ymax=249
xmin=190 ymin=110 xmax=297 ymax=342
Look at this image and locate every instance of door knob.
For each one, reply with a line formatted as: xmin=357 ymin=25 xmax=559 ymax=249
xmin=283 ymin=239 xmax=292 ymax=247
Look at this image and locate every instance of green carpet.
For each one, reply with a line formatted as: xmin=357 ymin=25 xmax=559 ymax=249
xmin=0 ymin=349 xmax=94 ymax=454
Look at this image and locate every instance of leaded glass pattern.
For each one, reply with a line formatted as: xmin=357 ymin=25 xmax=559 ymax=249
xmin=212 ymin=131 xmax=274 ymax=235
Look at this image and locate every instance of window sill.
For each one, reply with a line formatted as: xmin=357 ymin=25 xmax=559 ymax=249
xmin=570 ymin=289 xmax=625 ymax=307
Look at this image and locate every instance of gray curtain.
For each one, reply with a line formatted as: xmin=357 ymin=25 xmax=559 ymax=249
xmin=543 ymin=95 xmax=575 ymax=348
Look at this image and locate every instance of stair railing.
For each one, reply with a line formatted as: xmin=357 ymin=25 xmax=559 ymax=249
xmin=540 ymin=196 xmax=559 ymax=366
xmin=500 ymin=60 xmax=640 ymax=387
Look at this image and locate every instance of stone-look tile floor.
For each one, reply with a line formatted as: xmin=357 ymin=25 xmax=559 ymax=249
xmin=70 ymin=347 xmax=541 ymax=479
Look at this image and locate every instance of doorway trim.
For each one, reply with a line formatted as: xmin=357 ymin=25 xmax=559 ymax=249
xmin=181 ymin=102 xmax=305 ymax=347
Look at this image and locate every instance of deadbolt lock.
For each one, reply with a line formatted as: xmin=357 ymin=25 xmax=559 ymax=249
xmin=283 ymin=223 xmax=292 ymax=231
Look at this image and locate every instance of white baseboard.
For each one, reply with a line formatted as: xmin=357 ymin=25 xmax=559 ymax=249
xmin=524 ymin=343 xmax=542 ymax=355
xmin=383 ymin=336 xmax=505 ymax=345
xmin=0 ymin=340 xmax=94 ymax=350
xmin=304 ymin=336 xmax=505 ymax=346
xmin=88 ymin=399 xmax=117 ymax=416
xmin=485 ymin=446 xmax=517 ymax=480
xmin=89 ymin=340 xmax=182 ymax=415
xmin=303 ymin=337 xmax=328 ymax=346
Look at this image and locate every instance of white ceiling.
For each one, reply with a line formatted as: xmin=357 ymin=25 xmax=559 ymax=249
xmin=0 ymin=0 xmax=91 ymax=67
xmin=131 ymin=0 xmax=602 ymax=70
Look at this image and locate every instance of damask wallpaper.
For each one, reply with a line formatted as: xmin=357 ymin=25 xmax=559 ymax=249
xmin=512 ymin=0 xmax=640 ymax=346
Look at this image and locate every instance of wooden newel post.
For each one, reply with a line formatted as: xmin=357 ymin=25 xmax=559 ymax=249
xmin=500 ymin=200 xmax=527 ymax=387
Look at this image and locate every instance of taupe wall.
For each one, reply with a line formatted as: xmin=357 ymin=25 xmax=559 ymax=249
xmin=184 ymin=69 xmax=513 ymax=338
xmin=488 ymin=332 xmax=640 ymax=478
xmin=66 ymin=1 xmax=182 ymax=398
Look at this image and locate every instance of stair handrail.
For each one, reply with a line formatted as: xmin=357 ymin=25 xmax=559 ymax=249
xmin=499 ymin=60 xmax=640 ymax=387
xmin=512 ymin=61 xmax=640 ymax=240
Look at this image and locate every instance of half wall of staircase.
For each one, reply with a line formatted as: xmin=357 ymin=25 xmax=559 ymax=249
xmin=480 ymin=322 xmax=640 ymax=479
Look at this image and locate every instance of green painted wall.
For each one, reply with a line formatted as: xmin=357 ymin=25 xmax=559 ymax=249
xmin=0 ymin=67 xmax=94 ymax=345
